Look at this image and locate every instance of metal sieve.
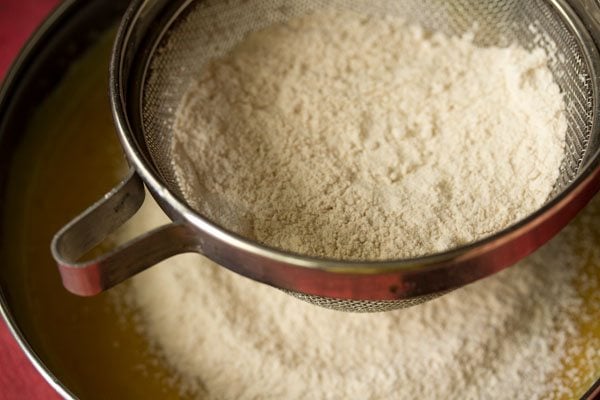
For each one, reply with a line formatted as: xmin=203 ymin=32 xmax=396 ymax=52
xmin=52 ymin=0 xmax=600 ymax=312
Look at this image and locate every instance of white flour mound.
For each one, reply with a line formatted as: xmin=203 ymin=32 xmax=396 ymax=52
xmin=118 ymin=194 xmax=599 ymax=400
xmin=171 ymin=10 xmax=566 ymax=260
xmin=119 ymin=9 xmax=598 ymax=400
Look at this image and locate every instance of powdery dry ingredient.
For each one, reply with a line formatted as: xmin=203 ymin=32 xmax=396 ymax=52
xmin=171 ymin=10 xmax=567 ymax=260
xmin=127 ymin=9 xmax=599 ymax=400
xmin=116 ymin=194 xmax=600 ymax=400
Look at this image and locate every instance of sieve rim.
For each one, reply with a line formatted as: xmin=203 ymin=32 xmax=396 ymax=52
xmin=109 ymin=0 xmax=600 ymax=300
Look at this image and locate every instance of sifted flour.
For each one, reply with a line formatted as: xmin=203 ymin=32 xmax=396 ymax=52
xmin=116 ymin=9 xmax=600 ymax=400
xmin=117 ymin=193 xmax=599 ymax=400
xmin=171 ymin=10 xmax=567 ymax=260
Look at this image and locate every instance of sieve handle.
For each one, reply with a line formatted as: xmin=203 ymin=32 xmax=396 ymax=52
xmin=51 ymin=170 xmax=197 ymax=296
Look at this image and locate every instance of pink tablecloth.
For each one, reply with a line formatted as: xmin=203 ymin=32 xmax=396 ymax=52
xmin=0 ymin=1 xmax=63 ymax=399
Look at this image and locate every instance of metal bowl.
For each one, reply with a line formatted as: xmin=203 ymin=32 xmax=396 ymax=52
xmin=0 ymin=0 xmax=598 ymax=398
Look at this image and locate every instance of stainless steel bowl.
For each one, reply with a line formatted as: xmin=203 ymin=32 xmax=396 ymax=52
xmin=0 ymin=0 xmax=598 ymax=398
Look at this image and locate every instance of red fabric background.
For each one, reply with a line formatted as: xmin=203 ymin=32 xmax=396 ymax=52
xmin=1 ymin=1 xmax=63 ymax=399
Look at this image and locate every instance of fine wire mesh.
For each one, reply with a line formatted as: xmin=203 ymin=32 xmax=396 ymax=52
xmin=284 ymin=289 xmax=451 ymax=313
xmin=139 ymin=0 xmax=598 ymax=311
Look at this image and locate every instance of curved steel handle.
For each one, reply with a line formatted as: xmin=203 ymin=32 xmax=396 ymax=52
xmin=51 ymin=169 xmax=197 ymax=296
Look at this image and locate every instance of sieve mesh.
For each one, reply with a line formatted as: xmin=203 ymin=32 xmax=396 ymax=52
xmin=284 ymin=289 xmax=450 ymax=312
xmin=138 ymin=0 xmax=598 ymax=311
